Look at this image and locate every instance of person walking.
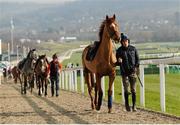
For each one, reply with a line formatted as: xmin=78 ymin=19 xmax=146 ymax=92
xmin=116 ymin=33 xmax=140 ymax=111
xmin=49 ymin=53 xmax=62 ymax=97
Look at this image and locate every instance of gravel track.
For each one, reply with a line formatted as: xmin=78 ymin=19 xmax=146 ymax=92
xmin=0 ymin=81 xmax=180 ymax=124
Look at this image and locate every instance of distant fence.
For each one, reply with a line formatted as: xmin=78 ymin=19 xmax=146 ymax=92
xmin=59 ymin=63 xmax=176 ymax=113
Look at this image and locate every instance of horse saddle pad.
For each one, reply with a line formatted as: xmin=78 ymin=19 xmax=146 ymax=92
xmin=86 ymin=41 xmax=100 ymax=61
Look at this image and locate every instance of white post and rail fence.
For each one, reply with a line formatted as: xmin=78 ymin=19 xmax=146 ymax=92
xmin=58 ymin=57 xmax=180 ymax=113
xmin=0 ymin=56 xmax=179 ymax=113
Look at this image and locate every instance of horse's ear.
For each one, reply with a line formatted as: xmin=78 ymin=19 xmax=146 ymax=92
xmin=106 ymin=15 xmax=109 ymax=20
xmin=32 ymin=48 xmax=36 ymax=51
xmin=113 ymin=14 xmax=116 ymax=19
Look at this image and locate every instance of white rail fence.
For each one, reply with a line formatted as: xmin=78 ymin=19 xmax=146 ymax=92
xmin=59 ymin=63 xmax=168 ymax=112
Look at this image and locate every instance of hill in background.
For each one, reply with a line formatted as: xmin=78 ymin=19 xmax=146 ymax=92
xmin=0 ymin=0 xmax=180 ymax=43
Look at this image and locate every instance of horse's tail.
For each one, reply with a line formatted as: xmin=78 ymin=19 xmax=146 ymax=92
xmin=82 ymin=47 xmax=95 ymax=88
xmin=82 ymin=47 xmax=88 ymax=84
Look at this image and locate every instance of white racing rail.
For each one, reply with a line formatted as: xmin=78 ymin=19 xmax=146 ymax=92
xmin=59 ymin=57 xmax=180 ymax=113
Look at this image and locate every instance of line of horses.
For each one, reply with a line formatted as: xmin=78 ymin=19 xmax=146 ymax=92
xmin=11 ymin=49 xmax=50 ymax=96
xmin=11 ymin=14 xmax=121 ymax=113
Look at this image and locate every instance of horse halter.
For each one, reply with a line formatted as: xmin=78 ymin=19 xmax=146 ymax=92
xmin=107 ymin=23 xmax=120 ymax=43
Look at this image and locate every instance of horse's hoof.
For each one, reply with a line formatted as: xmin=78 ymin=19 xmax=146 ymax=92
xmin=91 ymin=103 xmax=95 ymax=110
xmin=96 ymin=106 xmax=101 ymax=111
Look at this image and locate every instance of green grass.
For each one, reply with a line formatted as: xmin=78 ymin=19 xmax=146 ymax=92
xmin=36 ymin=41 xmax=90 ymax=58
xmin=53 ymin=41 xmax=180 ymax=116
xmin=62 ymin=52 xmax=83 ymax=67
xmin=61 ymin=48 xmax=180 ymax=116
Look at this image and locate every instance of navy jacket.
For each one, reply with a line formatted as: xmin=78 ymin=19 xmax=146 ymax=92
xmin=116 ymin=45 xmax=140 ymax=76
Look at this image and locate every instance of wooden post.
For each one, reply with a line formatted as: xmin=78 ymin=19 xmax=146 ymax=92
xmin=121 ymin=79 xmax=124 ymax=103
xmin=160 ymin=64 xmax=166 ymax=112
xmin=74 ymin=70 xmax=78 ymax=92
xmin=59 ymin=73 xmax=62 ymax=89
xmin=80 ymin=69 xmax=84 ymax=94
xmin=69 ymin=71 xmax=71 ymax=91
xmin=140 ymin=65 xmax=145 ymax=107
xmin=0 ymin=73 xmax=2 ymax=85
xmin=71 ymin=71 xmax=74 ymax=91
xmin=65 ymin=71 xmax=68 ymax=90
xmin=112 ymin=82 xmax=114 ymax=100
xmin=62 ymin=71 xmax=64 ymax=89
xmin=101 ymin=77 xmax=105 ymax=98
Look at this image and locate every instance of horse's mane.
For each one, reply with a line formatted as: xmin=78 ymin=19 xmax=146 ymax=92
xmin=26 ymin=50 xmax=31 ymax=58
xmin=99 ymin=20 xmax=106 ymax=42
xmin=27 ymin=49 xmax=36 ymax=58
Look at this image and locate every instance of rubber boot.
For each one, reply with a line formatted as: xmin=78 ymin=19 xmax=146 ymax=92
xmin=132 ymin=92 xmax=137 ymax=111
xmin=124 ymin=92 xmax=131 ymax=112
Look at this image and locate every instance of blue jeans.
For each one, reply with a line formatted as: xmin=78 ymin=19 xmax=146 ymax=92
xmin=50 ymin=77 xmax=59 ymax=96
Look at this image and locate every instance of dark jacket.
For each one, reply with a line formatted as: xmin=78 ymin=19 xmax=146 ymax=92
xmin=50 ymin=60 xmax=62 ymax=78
xmin=116 ymin=45 xmax=139 ymax=76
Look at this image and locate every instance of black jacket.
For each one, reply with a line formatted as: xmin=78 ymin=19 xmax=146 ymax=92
xmin=50 ymin=61 xmax=60 ymax=78
xmin=116 ymin=45 xmax=140 ymax=76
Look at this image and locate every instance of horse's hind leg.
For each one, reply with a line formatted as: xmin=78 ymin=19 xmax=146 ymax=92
xmin=91 ymin=73 xmax=97 ymax=107
xmin=24 ymin=75 xmax=27 ymax=94
xmin=38 ymin=78 xmax=42 ymax=96
xmin=42 ymin=78 xmax=44 ymax=94
xmin=18 ymin=75 xmax=23 ymax=94
xmin=85 ymin=70 xmax=95 ymax=110
xmin=44 ymin=79 xmax=48 ymax=96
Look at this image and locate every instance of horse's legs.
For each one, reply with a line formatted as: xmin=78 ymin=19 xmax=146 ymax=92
xmin=29 ymin=75 xmax=34 ymax=94
xmin=87 ymin=72 xmax=95 ymax=110
xmin=42 ymin=78 xmax=44 ymax=94
xmin=38 ymin=77 xmax=42 ymax=96
xmin=108 ymin=71 xmax=116 ymax=113
xmin=91 ymin=73 xmax=98 ymax=107
xmin=18 ymin=74 xmax=23 ymax=94
xmin=24 ymin=75 xmax=27 ymax=94
xmin=45 ymin=78 xmax=48 ymax=96
xmin=96 ymin=74 xmax=103 ymax=111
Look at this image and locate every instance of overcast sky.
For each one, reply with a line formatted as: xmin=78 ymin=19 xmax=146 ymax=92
xmin=0 ymin=0 xmax=77 ymax=4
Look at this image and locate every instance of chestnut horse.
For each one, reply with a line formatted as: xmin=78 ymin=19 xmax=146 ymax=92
xmin=34 ymin=54 xmax=49 ymax=96
xmin=11 ymin=66 xmax=19 ymax=84
xmin=82 ymin=14 xmax=120 ymax=113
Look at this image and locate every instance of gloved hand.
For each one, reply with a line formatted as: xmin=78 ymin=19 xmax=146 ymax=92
xmin=118 ymin=57 xmax=122 ymax=63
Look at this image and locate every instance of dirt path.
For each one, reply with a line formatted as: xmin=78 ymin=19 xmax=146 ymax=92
xmin=0 ymin=81 xmax=180 ymax=124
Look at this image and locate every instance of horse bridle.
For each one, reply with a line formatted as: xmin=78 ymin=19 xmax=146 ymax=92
xmin=107 ymin=24 xmax=120 ymax=43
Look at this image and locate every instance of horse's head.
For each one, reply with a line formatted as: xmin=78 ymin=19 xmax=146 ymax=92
xmin=27 ymin=48 xmax=37 ymax=60
xmin=105 ymin=14 xmax=120 ymax=43
xmin=36 ymin=54 xmax=49 ymax=73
